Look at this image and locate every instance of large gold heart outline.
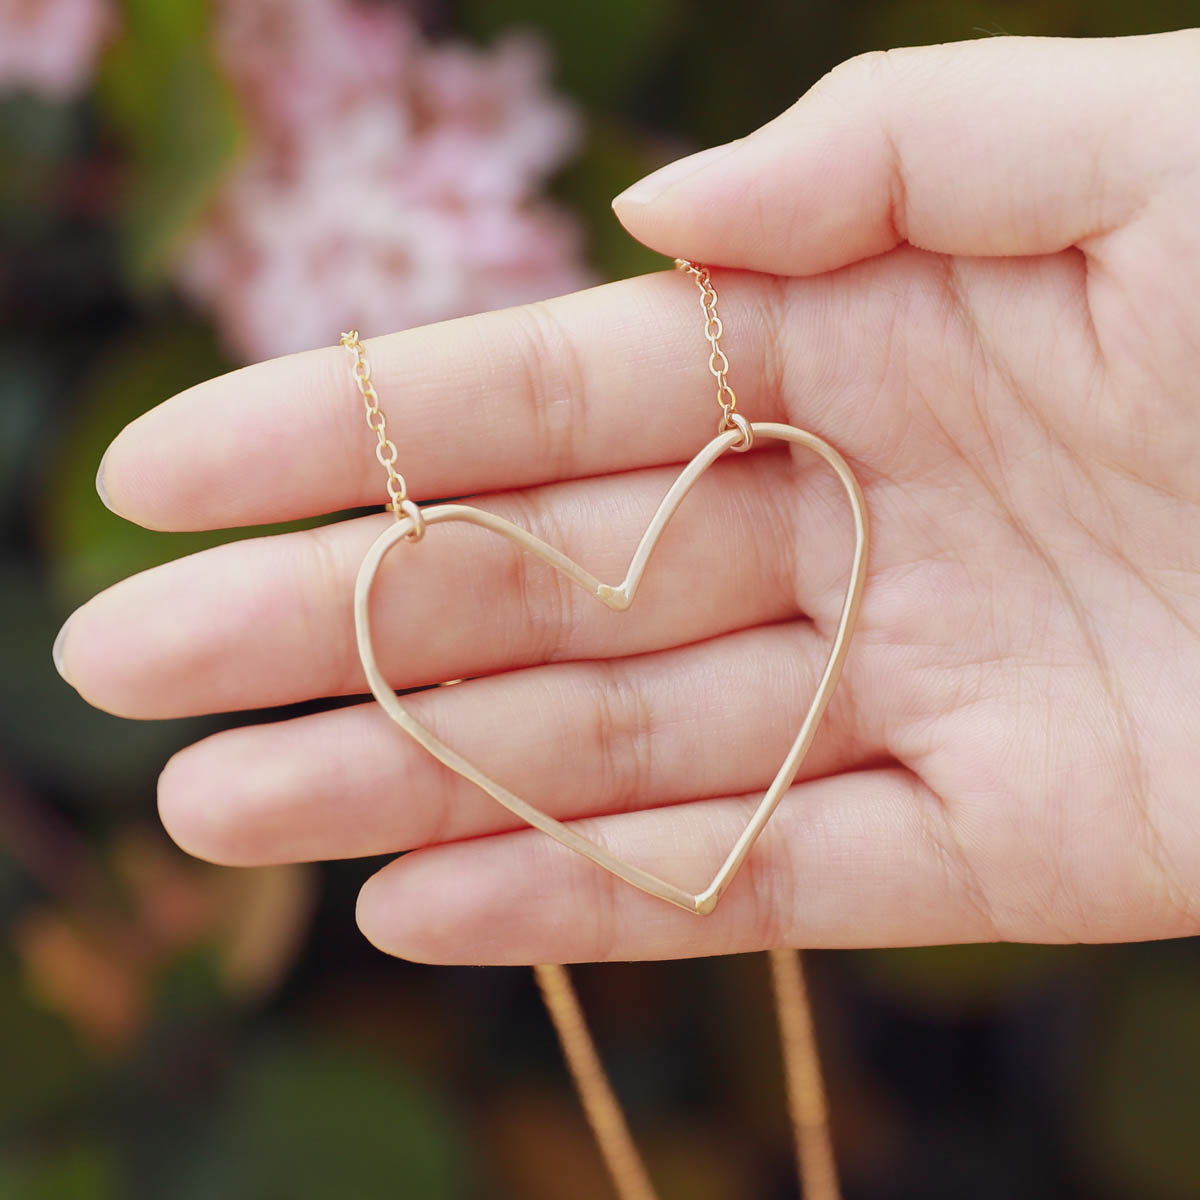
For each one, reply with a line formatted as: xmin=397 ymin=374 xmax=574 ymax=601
xmin=355 ymin=421 xmax=868 ymax=916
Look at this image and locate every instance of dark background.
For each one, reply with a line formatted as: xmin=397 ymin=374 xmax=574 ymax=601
xmin=3 ymin=1 xmax=1200 ymax=1197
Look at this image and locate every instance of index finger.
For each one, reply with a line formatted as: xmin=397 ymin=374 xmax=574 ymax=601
xmin=98 ymin=271 xmax=787 ymax=531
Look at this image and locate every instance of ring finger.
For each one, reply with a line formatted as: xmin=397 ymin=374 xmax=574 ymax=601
xmin=157 ymin=620 xmax=887 ymax=866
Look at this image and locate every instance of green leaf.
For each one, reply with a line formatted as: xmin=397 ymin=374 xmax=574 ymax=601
xmin=96 ymin=0 xmax=242 ymax=285
xmin=41 ymin=320 xmax=236 ymax=606
xmin=151 ymin=942 xmax=227 ymax=1024
xmin=557 ymin=119 xmax=676 ymax=281
xmin=168 ymin=1033 xmax=473 ymax=1200
xmin=42 ymin=318 xmax=337 ymax=608
xmin=459 ymin=0 xmax=681 ymax=105
xmin=0 ymin=951 xmax=97 ymax=1131
xmin=0 ymin=1144 xmax=121 ymax=1200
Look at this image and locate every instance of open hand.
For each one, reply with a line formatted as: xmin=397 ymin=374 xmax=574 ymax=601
xmin=56 ymin=31 xmax=1200 ymax=963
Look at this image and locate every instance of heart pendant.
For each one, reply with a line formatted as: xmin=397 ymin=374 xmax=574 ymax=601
xmin=355 ymin=421 xmax=868 ymax=916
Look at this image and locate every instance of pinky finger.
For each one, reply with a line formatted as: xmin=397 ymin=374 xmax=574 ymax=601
xmin=355 ymin=768 xmax=999 ymax=965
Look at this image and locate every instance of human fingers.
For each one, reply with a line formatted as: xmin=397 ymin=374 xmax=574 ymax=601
xmin=59 ymin=448 xmax=864 ymax=719
xmin=354 ymin=768 xmax=1002 ymax=964
xmin=98 ymin=271 xmax=793 ymax=531
xmin=613 ymin=31 xmax=1200 ymax=273
xmin=157 ymin=620 xmax=885 ymax=866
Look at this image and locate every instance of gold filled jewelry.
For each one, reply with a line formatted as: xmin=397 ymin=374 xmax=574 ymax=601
xmin=342 ymin=260 xmax=865 ymax=1199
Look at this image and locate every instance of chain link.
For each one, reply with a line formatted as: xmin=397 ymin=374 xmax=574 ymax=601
xmin=343 ymin=267 xmax=749 ymax=532
xmin=340 ymin=329 xmax=426 ymax=536
xmin=673 ymin=259 xmax=752 ymax=450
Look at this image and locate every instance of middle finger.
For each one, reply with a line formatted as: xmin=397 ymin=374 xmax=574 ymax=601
xmin=61 ymin=447 xmax=860 ymax=719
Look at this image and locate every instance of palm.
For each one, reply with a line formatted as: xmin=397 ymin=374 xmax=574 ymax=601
xmin=59 ymin=31 xmax=1200 ymax=962
xmin=782 ymin=237 xmax=1200 ymax=945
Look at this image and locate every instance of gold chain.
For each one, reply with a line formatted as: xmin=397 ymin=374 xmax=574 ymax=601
xmin=341 ymin=265 xmax=840 ymax=1200
xmin=673 ymin=258 xmax=752 ymax=449
xmin=534 ymin=965 xmax=658 ymax=1200
xmin=770 ymin=949 xmax=842 ymax=1200
xmin=340 ymin=330 xmax=425 ymax=538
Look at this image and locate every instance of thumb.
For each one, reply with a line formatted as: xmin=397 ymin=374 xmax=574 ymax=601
xmin=612 ymin=31 xmax=1199 ymax=275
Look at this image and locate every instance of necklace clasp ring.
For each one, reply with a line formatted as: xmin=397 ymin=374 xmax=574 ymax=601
xmin=722 ymin=411 xmax=754 ymax=452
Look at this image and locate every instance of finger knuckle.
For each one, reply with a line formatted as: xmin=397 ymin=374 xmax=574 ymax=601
xmin=504 ymin=490 xmax=575 ymax=665
xmin=592 ymin=661 xmax=656 ymax=813
xmin=507 ymin=300 xmax=589 ymax=481
xmin=749 ymin=826 xmax=797 ymax=949
xmin=811 ymin=47 xmax=903 ymax=105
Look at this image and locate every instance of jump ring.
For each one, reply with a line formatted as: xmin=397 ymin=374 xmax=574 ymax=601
xmin=397 ymin=497 xmax=425 ymax=541
xmin=722 ymin=412 xmax=754 ymax=453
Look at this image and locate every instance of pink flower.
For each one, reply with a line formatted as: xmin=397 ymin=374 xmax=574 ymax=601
xmin=178 ymin=0 xmax=592 ymax=363
xmin=0 ymin=0 xmax=112 ymax=99
xmin=213 ymin=0 xmax=412 ymax=140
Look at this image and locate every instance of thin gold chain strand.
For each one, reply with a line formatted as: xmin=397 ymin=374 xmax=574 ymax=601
xmin=534 ymin=964 xmax=659 ymax=1200
xmin=769 ymin=948 xmax=841 ymax=1200
xmin=673 ymin=258 xmax=750 ymax=444
xmin=674 ymin=260 xmax=842 ymax=1200
xmin=340 ymin=330 xmax=411 ymax=522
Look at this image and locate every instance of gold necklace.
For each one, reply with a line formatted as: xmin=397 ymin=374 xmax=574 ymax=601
xmin=341 ymin=260 xmax=867 ymax=1198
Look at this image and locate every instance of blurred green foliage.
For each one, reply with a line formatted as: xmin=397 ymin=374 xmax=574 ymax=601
xmin=3 ymin=0 xmax=1200 ymax=1197
xmin=0 ymin=565 xmax=192 ymax=793
xmin=174 ymin=1034 xmax=471 ymax=1200
xmin=97 ymin=0 xmax=242 ymax=285
xmin=0 ymin=950 xmax=98 ymax=1127
xmin=852 ymin=941 xmax=1098 ymax=1011
xmin=1083 ymin=961 xmax=1200 ymax=1200
xmin=461 ymin=0 xmax=682 ymax=104
xmin=44 ymin=321 xmax=232 ymax=601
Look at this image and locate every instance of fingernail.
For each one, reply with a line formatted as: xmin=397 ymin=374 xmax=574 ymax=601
xmin=96 ymin=447 xmax=113 ymax=513
xmin=612 ymin=140 xmax=741 ymax=208
xmin=52 ymin=616 xmax=72 ymax=682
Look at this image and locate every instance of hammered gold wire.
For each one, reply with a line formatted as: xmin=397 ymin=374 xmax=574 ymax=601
xmin=343 ymin=261 xmax=851 ymax=1200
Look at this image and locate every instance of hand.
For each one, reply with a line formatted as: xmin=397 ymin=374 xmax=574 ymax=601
xmin=56 ymin=31 xmax=1200 ymax=964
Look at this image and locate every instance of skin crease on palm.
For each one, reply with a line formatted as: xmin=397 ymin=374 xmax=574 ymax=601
xmin=53 ymin=32 xmax=1200 ymax=965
